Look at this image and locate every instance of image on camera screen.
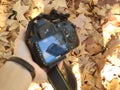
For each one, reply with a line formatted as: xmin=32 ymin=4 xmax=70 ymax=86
xmin=38 ymin=32 xmax=67 ymax=64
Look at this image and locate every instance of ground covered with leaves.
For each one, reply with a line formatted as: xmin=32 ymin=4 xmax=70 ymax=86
xmin=0 ymin=0 xmax=120 ymax=90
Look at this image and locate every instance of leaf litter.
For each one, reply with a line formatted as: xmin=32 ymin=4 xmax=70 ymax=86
xmin=0 ymin=0 xmax=120 ymax=90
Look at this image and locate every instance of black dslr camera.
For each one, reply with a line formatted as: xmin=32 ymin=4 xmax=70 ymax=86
xmin=25 ymin=10 xmax=79 ymax=68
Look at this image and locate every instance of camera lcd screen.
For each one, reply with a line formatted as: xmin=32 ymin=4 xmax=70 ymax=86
xmin=38 ymin=32 xmax=67 ymax=64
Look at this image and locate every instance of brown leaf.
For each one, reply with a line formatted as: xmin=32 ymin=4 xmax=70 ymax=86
xmin=71 ymin=14 xmax=91 ymax=29
xmin=84 ymin=37 xmax=101 ymax=55
xmin=77 ymin=42 xmax=88 ymax=56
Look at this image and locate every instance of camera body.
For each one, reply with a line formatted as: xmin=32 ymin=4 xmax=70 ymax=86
xmin=26 ymin=12 xmax=79 ymax=68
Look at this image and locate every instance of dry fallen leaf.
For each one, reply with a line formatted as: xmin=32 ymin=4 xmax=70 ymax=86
xmin=7 ymin=20 xmax=19 ymax=31
xmin=71 ymin=14 xmax=91 ymax=29
xmin=1 ymin=0 xmax=120 ymax=90
xmin=76 ymin=2 xmax=89 ymax=14
xmin=84 ymin=37 xmax=102 ymax=55
xmin=77 ymin=42 xmax=88 ymax=56
xmin=13 ymin=0 xmax=29 ymax=21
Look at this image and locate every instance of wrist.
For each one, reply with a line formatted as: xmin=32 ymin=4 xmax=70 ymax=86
xmin=6 ymin=57 xmax=35 ymax=80
xmin=4 ymin=61 xmax=32 ymax=80
xmin=11 ymin=56 xmax=47 ymax=83
xmin=13 ymin=54 xmax=33 ymax=63
xmin=0 ymin=61 xmax=32 ymax=90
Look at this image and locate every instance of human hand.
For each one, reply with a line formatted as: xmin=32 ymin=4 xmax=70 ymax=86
xmin=13 ymin=25 xmax=47 ymax=83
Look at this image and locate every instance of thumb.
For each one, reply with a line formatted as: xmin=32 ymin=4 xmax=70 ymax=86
xmin=32 ymin=63 xmax=48 ymax=83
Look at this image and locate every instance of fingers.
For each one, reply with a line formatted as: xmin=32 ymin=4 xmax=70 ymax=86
xmin=58 ymin=61 xmax=63 ymax=70
xmin=33 ymin=63 xmax=48 ymax=83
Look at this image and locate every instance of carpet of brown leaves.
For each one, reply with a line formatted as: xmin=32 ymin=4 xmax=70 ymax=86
xmin=0 ymin=0 xmax=120 ymax=90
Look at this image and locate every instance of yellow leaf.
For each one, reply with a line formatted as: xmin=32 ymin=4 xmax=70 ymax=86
xmin=13 ymin=0 xmax=29 ymax=21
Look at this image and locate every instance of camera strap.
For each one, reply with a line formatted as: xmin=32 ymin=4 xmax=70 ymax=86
xmin=48 ymin=61 xmax=77 ymax=90
xmin=25 ymin=9 xmax=77 ymax=90
xmin=48 ymin=66 xmax=70 ymax=90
